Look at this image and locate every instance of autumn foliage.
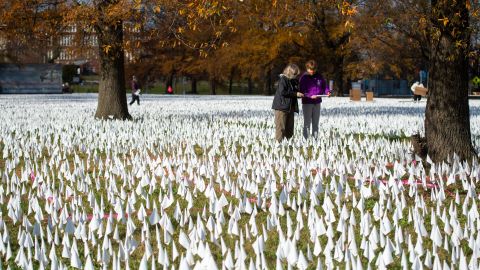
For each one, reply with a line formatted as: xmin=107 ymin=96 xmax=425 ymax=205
xmin=0 ymin=0 xmax=479 ymax=96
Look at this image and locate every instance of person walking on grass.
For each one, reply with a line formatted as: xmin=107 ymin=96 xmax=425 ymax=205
xmin=299 ymin=60 xmax=330 ymax=139
xmin=272 ymin=64 xmax=304 ymax=142
xmin=129 ymin=75 xmax=141 ymax=105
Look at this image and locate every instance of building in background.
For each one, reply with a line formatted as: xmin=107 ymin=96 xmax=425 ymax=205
xmin=1 ymin=23 xmax=141 ymax=79
xmin=0 ymin=64 xmax=62 ymax=94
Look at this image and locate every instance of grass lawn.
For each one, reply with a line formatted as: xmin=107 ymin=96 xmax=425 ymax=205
xmin=0 ymin=96 xmax=478 ymax=269
xmin=70 ymin=76 xmax=265 ymax=95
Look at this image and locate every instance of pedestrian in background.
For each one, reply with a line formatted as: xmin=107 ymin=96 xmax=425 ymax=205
xmin=130 ymin=75 xmax=141 ymax=105
xmin=411 ymin=81 xmax=424 ymax=102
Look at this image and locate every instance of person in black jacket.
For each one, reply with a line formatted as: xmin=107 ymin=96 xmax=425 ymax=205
xmin=272 ymin=64 xmax=304 ymax=142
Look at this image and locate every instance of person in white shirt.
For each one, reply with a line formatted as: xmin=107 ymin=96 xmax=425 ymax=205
xmin=410 ymin=81 xmax=424 ymax=102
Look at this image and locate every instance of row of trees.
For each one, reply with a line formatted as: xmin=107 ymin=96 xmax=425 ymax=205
xmin=128 ymin=0 xmax=434 ymax=97
xmin=1 ymin=0 xmax=479 ymax=162
xmin=1 ymin=0 xmax=448 ymax=97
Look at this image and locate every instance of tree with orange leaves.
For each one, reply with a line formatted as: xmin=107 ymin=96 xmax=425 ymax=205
xmin=256 ymin=0 xmax=359 ymax=96
xmin=0 ymin=1 xmax=65 ymax=63
xmin=421 ymin=0 xmax=479 ymax=162
xmin=0 ymin=0 xmax=233 ymax=119
xmin=363 ymin=0 xmax=480 ymax=162
xmin=301 ymin=0 xmax=358 ymax=96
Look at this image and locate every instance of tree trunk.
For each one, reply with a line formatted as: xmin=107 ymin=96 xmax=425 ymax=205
xmin=228 ymin=68 xmax=235 ymax=95
xmin=210 ymin=79 xmax=216 ymax=95
xmin=424 ymin=0 xmax=475 ymax=162
xmin=144 ymin=75 xmax=150 ymax=94
xmin=263 ymin=68 xmax=272 ymax=95
xmin=333 ymin=56 xmax=345 ymax=97
xmin=247 ymin=78 xmax=253 ymax=95
xmin=166 ymin=71 xmax=175 ymax=93
xmin=191 ymin=77 xmax=197 ymax=94
xmin=94 ymin=21 xmax=131 ymax=120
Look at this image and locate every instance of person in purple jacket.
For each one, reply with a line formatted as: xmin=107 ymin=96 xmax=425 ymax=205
xmin=129 ymin=75 xmax=141 ymax=105
xmin=299 ymin=60 xmax=330 ymax=139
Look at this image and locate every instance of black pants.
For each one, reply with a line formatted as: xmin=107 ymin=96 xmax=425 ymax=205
xmin=129 ymin=94 xmax=140 ymax=105
xmin=413 ymin=95 xmax=421 ymax=101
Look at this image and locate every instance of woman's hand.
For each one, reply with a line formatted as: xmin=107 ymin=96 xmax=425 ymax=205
xmin=297 ymin=92 xmax=304 ymax=98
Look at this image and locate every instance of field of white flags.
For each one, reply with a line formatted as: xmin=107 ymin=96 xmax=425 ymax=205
xmin=3 ymin=94 xmax=480 ymax=270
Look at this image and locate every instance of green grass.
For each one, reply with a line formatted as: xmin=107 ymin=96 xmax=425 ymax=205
xmin=351 ymin=132 xmax=410 ymax=143
xmin=69 ymin=79 xmax=266 ymax=95
xmin=71 ymin=84 xmax=98 ymax=93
